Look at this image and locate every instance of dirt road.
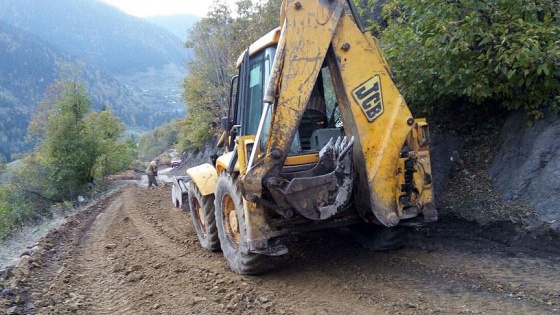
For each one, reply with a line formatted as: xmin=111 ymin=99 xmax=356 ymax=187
xmin=2 ymin=184 xmax=559 ymax=314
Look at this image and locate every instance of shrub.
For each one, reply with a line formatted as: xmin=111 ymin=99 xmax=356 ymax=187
xmin=376 ymin=0 xmax=560 ymax=118
xmin=0 ymin=184 xmax=37 ymax=241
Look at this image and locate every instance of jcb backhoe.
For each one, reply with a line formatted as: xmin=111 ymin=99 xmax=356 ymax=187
xmin=184 ymin=0 xmax=436 ymax=274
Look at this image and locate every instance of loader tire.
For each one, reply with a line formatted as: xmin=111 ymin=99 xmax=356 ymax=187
xmin=172 ymin=184 xmax=182 ymax=209
xmin=353 ymin=224 xmax=406 ymax=252
xmin=187 ymin=182 xmax=220 ymax=252
xmin=214 ymin=173 xmax=272 ymax=275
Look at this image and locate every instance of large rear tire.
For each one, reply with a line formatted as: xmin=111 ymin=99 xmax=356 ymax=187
xmin=214 ymin=173 xmax=271 ymax=275
xmin=187 ymin=182 xmax=220 ymax=252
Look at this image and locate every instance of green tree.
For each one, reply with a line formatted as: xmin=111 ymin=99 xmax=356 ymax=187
xmin=40 ymin=80 xmax=96 ymax=200
xmin=138 ymin=119 xmax=182 ymax=159
xmin=85 ymin=110 xmax=132 ymax=178
xmin=125 ymin=135 xmax=139 ymax=160
xmin=372 ymin=0 xmax=560 ymax=118
xmin=179 ymin=0 xmax=282 ymax=152
xmin=26 ymin=75 xmax=132 ymax=201
xmin=182 ymin=2 xmax=235 ymax=151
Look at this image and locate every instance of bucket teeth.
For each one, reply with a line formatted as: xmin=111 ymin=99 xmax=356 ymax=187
xmin=335 ymin=136 xmax=354 ymax=160
xmin=334 ymin=137 xmax=341 ymax=155
xmin=319 ymin=137 xmax=335 ymax=157
xmin=340 ymin=137 xmax=347 ymax=155
xmin=270 ymin=135 xmax=355 ymax=221
xmin=320 ymin=136 xmax=354 ymax=158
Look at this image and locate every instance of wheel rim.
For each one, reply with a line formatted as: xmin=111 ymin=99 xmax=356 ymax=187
xmin=193 ymin=199 xmax=207 ymax=236
xmin=221 ymin=193 xmax=240 ymax=245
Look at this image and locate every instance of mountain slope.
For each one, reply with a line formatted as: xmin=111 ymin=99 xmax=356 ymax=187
xmin=0 ymin=20 xmax=69 ymax=160
xmin=145 ymin=14 xmax=200 ymax=41
xmin=0 ymin=0 xmax=191 ymax=161
xmin=0 ymin=0 xmax=186 ymax=75
xmin=0 ymin=21 xmax=181 ymax=161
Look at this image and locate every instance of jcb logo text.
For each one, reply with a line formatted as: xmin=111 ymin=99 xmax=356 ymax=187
xmin=352 ymin=76 xmax=384 ymax=122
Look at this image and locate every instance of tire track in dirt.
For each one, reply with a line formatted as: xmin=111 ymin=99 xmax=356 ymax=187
xmin=1 ymin=190 xmax=124 ymax=314
xmin=2 ymin=184 xmax=559 ymax=314
xmin=259 ymin=229 xmax=558 ymax=315
xmin=70 ymin=186 xmax=214 ymax=314
xmin=48 ymin=193 xmax=139 ymax=314
xmin=61 ymin=185 xmax=289 ymax=314
xmin=394 ymin=247 xmax=560 ymax=307
xmin=70 ymin=197 xmax=139 ymax=315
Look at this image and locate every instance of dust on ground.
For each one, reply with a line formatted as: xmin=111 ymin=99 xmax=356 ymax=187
xmin=1 ymin=183 xmax=559 ymax=315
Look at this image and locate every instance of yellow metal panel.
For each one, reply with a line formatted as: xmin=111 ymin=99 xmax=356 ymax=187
xmin=417 ymin=149 xmax=434 ymax=208
xmin=236 ymin=28 xmax=281 ymax=67
xmin=186 ymin=163 xmax=217 ymax=196
xmin=285 ymin=153 xmax=319 ymax=166
xmin=216 ymin=151 xmax=238 ymax=174
xmin=242 ymin=0 xmax=346 ymax=202
xmin=330 ymin=13 xmax=414 ymax=226
xmin=237 ymin=136 xmax=256 ymax=176
xmin=235 ymin=135 xmax=272 ymax=249
xmin=242 ymin=197 xmax=271 ymax=251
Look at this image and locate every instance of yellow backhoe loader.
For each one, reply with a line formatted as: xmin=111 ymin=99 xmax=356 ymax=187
xmin=183 ymin=0 xmax=436 ymax=274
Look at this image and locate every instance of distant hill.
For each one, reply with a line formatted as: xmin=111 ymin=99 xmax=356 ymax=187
xmin=0 ymin=0 xmax=186 ymax=75
xmin=0 ymin=20 xmax=70 ymax=160
xmin=0 ymin=21 xmax=171 ymax=161
xmin=145 ymin=14 xmax=200 ymax=42
xmin=0 ymin=0 xmax=191 ymax=161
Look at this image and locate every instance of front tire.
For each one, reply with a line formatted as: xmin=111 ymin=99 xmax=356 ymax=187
xmin=214 ymin=173 xmax=271 ymax=275
xmin=187 ymin=182 xmax=220 ymax=251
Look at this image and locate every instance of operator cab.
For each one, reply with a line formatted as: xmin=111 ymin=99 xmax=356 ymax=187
xmin=224 ymin=28 xmax=342 ymax=164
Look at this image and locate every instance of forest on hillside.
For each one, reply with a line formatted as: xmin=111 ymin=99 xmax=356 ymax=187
xmin=0 ymin=0 xmax=186 ymax=75
xmin=0 ymin=0 xmax=192 ymax=162
xmin=0 ymin=78 xmax=136 ymax=241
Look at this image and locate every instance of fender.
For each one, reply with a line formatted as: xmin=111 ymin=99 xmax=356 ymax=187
xmin=216 ymin=151 xmax=237 ymax=174
xmin=186 ymin=163 xmax=217 ymax=196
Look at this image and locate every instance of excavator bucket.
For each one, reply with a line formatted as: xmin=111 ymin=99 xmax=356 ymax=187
xmin=267 ymin=137 xmax=354 ymax=220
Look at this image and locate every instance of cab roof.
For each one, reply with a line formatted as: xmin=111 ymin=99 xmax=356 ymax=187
xmin=236 ymin=27 xmax=280 ymax=68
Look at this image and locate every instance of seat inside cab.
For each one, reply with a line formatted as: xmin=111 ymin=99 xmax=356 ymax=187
xmin=296 ymin=76 xmax=341 ymax=152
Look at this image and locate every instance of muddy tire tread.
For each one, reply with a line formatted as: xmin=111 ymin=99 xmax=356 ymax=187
xmin=215 ymin=173 xmax=272 ymax=275
xmin=187 ymin=183 xmax=220 ymax=251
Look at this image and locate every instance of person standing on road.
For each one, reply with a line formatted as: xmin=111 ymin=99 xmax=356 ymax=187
xmin=146 ymin=158 xmax=159 ymax=188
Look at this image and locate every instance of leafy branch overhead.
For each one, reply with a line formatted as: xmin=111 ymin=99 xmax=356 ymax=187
xmin=359 ymin=0 xmax=560 ymax=118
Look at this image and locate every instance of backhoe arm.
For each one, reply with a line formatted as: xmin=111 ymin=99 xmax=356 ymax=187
xmin=242 ymin=0 xmax=345 ymax=203
xmin=243 ymin=0 xmax=435 ymax=227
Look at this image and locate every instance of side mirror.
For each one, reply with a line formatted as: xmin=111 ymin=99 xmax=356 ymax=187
xmin=221 ymin=116 xmax=229 ymax=131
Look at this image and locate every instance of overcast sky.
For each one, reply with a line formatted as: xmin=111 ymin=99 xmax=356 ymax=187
xmin=98 ymin=0 xmax=236 ymax=17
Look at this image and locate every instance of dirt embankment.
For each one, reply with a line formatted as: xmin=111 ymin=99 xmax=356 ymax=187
xmin=2 ymin=183 xmax=560 ymax=314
